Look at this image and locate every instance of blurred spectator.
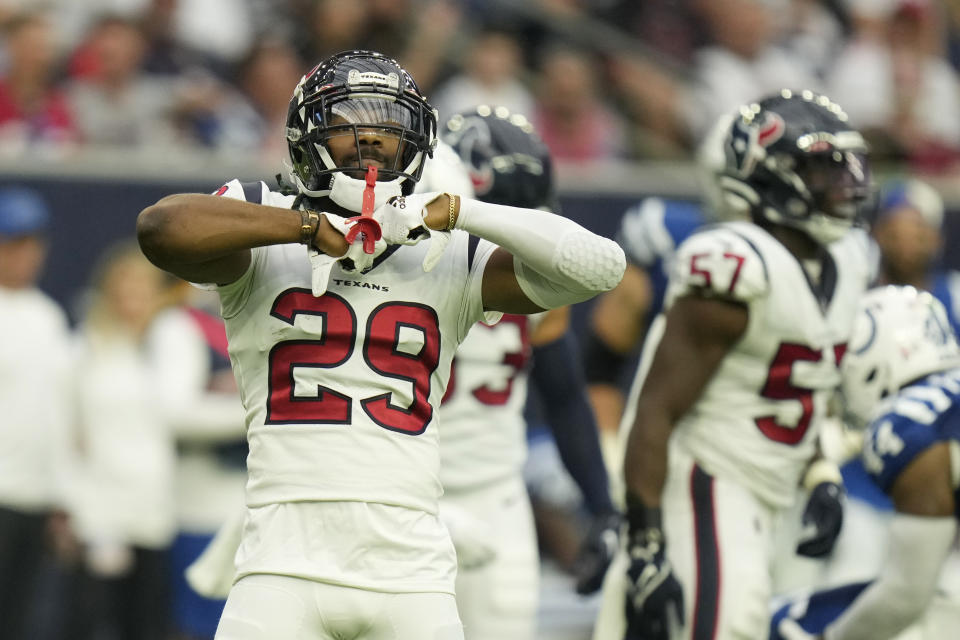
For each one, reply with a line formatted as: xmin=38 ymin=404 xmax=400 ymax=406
xmin=170 ymin=0 xmax=253 ymax=70
xmin=826 ymin=0 xmax=960 ymax=172
xmin=68 ymin=240 xmax=177 ymax=640
xmin=678 ymin=0 xmax=822 ymax=144
xmin=0 ymin=10 xmax=78 ymax=156
xmin=206 ymin=38 xmax=304 ymax=167
xmin=138 ymin=0 xmax=221 ymax=77
xmin=290 ymin=0 xmax=370 ymax=66
xmin=782 ymin=0 xmax=851 ymax=79
xmin=287 ymin=0 xmax=461 ymax=96
xmin=364 ymin=0 xmax=462 ymax=94
xmin=431 ymin=28 xmax=535 ymax=121
xmin=598 ymin=0 xmax=702 ymax=64
xmin=871 ymin=177 xmax=960 ymax=334
xmin=66 ymin=14 xmax=182 ymax=148
xmin=532 ymin=45 xmax=629 ymax=162
xmin=0 ymin=187 xmax=73 ymax=640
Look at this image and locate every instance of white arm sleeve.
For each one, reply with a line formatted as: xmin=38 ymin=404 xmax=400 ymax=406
xmin=825 ymin=513 xmax=957 ymax=640
xmin=455 ymin=198 xmax=626 ymax=308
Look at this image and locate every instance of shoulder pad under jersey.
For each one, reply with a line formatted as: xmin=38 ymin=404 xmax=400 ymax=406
xmin=212 ymin=179 xmax=294 ymax=208
xmin=669 ymin=225 xmax=769 ymax=303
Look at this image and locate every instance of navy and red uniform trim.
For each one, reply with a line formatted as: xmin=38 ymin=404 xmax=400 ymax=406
xmin=691 ymin=464 xmax=721 ymax=640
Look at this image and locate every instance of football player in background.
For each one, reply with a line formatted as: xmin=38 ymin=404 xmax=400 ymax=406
xmin=592 ymin=90 xmax=875 ymax=640
xmin=791 ymin=177 xmax=957 ymax=596
xmin=583 ymin=197 xmax=703 ymax=450
xmin=438 ymin=105 xmax=619 ymax=640
xmin=136 ymin=49 xmax=625 ymax=639
xmin=581 ymin=113 xmax=730 ymax=461
xmin=771 ymin=285 xmax=960 ymax=640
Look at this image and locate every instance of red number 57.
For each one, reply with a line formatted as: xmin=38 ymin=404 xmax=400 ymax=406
xmin=690 ymin=251 xmax=746 ymax=294
xmin=756 ymin=342 xmax=847 ymax=445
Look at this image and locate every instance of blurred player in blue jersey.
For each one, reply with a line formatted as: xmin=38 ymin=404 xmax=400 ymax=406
xmin=582 ymin=113 xmax=730 ymax=453
xmin=583 ymin=196 xmax=704 ymax=442
xmin=771 ymin=285 xmax=960 ymax=640
xmin=439 ymin=105 xmax=619 ymax=640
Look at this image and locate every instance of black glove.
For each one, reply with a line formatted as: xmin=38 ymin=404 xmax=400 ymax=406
xmin=573 ymin=511 xmax=622 ymax=595
xmin=796 ymin=481 xmax=844 ymax=558
xmin=624 ymin=526 xmax=684 ymax=640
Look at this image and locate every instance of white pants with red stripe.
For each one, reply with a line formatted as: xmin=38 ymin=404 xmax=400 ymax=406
xmin=593 ymin=446 xmax=781 ymax=640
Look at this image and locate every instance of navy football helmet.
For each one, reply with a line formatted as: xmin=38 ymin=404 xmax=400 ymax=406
xmin=286 ymin=50 xmax=438 ymax=209
xmin=440 ymin=105 xmax=558 ymax=212
xmin=719 ymin=89 xmax=874 ymax=245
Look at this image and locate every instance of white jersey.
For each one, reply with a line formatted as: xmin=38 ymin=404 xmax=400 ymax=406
xmin=629 ymin=222 xmax=870 ymax=508
xmin=213 ymin=179 xmax=497 ymax=516
xmin=439 ymin=313 xmax=541 ymax=492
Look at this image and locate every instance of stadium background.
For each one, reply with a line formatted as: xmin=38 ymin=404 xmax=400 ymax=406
xmin=7 ymin=159 xmax=960 ymax=333
xmin=5 ymin=0 xmax=960 ymax=637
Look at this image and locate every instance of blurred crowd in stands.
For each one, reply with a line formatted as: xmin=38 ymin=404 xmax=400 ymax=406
xmin=2 ymin=0 xmax=960 ymax=174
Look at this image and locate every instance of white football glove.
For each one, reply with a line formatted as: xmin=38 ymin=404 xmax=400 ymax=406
xmin=376 ymin=192 xmax=452 ymax=271
xmin=309 ymin=212 xmax=387 ymax=297
xmin=439 ymin=502 xmax=496 ymax=569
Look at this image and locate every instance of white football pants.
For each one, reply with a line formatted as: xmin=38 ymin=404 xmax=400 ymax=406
xmin=215 ymin=573 xmax=463 ymax=640
xmin=442 ymin=475 xmax=539 ymax=640
xmin=593 ymin=446 xmax=780 ymax=639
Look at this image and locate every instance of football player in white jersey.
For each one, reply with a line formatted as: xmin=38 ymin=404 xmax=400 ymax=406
xmin=591 ymin=90 xmax=875 ymax=640
xmin=136 ymin=50 xmax=625 ymax=640
xmin=438 ymin=106 xmax=619 ymax=639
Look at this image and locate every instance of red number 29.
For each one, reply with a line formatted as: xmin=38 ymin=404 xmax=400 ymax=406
xmin=266 ymin=289 xmax=440 ymax=435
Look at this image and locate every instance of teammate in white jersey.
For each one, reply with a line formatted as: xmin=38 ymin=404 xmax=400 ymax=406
xmin=438 ymin=106 xmax=619 ymax=639
xmin=136 ymin=50 xmax=625 ymax=640
xmin=592 ymin=90 xmax=875 ymax=640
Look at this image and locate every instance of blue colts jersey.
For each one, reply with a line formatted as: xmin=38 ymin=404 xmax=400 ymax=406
xmin=770 ymin=368 xmax=960 ymax=639
xmin=930 ymin=270 xmax=960 ymax=342
xmin=862 ymin=367 xmax=960 ymax=519
xmin=615 ymin=197 xmax=704 ymax=324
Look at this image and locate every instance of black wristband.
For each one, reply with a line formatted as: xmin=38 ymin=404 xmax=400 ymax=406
xmin=625 ymin=491 xmax=662 ymax=535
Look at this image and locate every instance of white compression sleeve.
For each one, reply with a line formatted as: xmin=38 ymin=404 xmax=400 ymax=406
xmin=455 ymin=198 xmax=626 ymax=308
xmin=825 ymin=513 xmax=957 ymax=640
